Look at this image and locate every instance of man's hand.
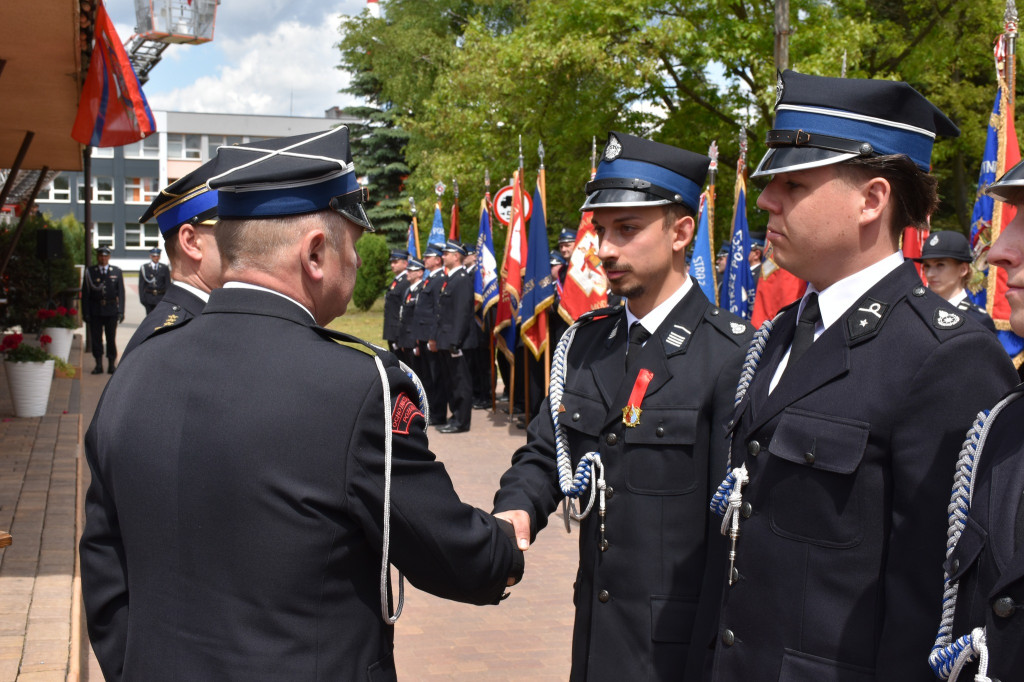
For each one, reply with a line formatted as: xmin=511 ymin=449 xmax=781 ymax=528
xmin=494 ymin=510 xmax=532 ymax=551
xmin=428 ymin=339 xmax=437 ymax=352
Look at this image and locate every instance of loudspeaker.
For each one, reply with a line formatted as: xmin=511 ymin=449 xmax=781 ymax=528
xmin=36 ymin=229 xmax=64 ymax=260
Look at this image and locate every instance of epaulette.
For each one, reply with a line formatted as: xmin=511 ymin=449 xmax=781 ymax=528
xmin=703 ymin=305 xmax=753 ymax=345
xmin=313 ymin=325 xmax=385 ymax=358
xmin=576 ymin=304 xmax=624 ymax=325
xmin=904 ymin=284 xmax=972 ymax=339
xmin=956 ymin=299 xmax=988 ymax=316
xmin=147 ymin=313 xmax=193 ymax=341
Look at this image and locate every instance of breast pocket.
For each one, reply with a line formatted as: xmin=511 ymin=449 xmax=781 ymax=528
xmin=625 ymin=406 xmax=699 ymax=495
xmin=767 ymin=408 xmax=869 ymax=548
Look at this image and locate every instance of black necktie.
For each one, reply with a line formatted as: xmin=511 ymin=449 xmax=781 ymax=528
xmin=787 ymin=293 xmax=821 ymax=371
xmin=625 ymin=322 xmax=651 ymax=372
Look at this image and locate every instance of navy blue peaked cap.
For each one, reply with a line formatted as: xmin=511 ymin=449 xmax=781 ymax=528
xmin=443 ymin=239 xmax=467 ymax=256
xmin=138 ymin=158 xmax=220 ymax=235
xmin=986 ymin=159 xmax=1024 ymax=203
xmin=558 ymin=229 xmax=577 ymax=244
xmin=916 ymin=231 xmax=973 ymax=262
xmin=389 ymin=250 xmax=408 ymax=261
xmin=407 ymin=258 xmax=425 ymax=271
xmin=582 ymin=132 xmax=710 ymax=213
xmin=207 ymin=126 xmax=372 ymax=231
xmin=753 ymin=70 xmax=959 ymax=177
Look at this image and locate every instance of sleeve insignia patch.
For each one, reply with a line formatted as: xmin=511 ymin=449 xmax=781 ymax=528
xmin=934 ymin=309 xmax=964 ymax=330
xmin=730 ymin=322 xmax=747 ymax=335
xmin=391 ymin=393 xmax=425 ymax=435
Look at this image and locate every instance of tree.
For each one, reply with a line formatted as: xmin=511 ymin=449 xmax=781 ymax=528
xmin=352 ymin=233 xmax=390 ymax=311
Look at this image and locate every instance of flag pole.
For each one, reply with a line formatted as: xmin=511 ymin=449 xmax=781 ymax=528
xmin=518 ymin=137 xmax=531 ymax=427
xmin=538 ymin=139 xmax=550 ymax=394
xmin=485 ymin=169 xmax=497 ymax=412
xmin=707 ymin=141 xmax=719 ymax=304
xmin=408 ymin=196 xmax=419 ymax=259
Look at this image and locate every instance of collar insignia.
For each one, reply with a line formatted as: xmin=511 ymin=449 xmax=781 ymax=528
xmin=934 ymin=309 xmax=964 ymax=330
xmin=665 ymin=324 xmax=691 ymax=348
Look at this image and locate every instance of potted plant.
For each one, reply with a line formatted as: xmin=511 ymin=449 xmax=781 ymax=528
xmin=37 ymin=306 xmax=78 ymax=362
xmin=1 ymin=333 xmax=74 ymax=418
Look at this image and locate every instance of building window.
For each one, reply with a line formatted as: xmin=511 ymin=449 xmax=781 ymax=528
xmin=93 ymin=222 xmax=115 ymax=249
xmin=91 ymin=146 xmax=114 ymax=158
xmin=124 ymin=222 xmax=160 ymax=249
xmin=125 ymin=177 xmax=159 ymax=204
xmin=78 ymin=176 xmax=114 ymax=203
xmin=44 ymin=175 xmax=71 ymax=202
xmin=123 ymin=136 xmax=160 ymax=158
xmin=207 ymin=134 xmax=244 ymax=159
xmin=167 ymin=133 xmax=202 ymax=160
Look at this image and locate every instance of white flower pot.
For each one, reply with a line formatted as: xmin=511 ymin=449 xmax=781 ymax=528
xmin=4 ymin=360 xmax=54 ymax=418
xmin=40 ymin=326 xmax=74 ymax=362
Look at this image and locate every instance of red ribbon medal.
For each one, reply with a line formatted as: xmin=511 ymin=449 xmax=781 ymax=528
xmin=622 ymin=369 xmax=654 ymax=427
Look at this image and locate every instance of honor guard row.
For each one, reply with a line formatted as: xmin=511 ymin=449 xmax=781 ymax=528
xmin=80 ymin=125 xmax=523 ymax=682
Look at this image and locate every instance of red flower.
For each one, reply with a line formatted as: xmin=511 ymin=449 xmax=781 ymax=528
xmin=56 ymin=306 xmax=68 ymax=316
xmin=69 ymin=308 xmax=77 ymax=316
xmin=40 ymin=335 xmax=53 ymax=345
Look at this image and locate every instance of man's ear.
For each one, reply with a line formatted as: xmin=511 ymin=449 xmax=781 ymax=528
xmin=177 ymin=224 xmax=202 ymax=261
xmin=671 ymin=214 xmax=696 ymax=253
xmin=859 ymin=176 xmax=891 ymax=227
xmin=301 ymin=229 xmax=328 ymax=283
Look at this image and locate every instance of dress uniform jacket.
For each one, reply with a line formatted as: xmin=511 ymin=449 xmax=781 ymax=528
xmin=955 ymin=297 xmax=997 ymax=333
xmin=944 ymin=383 xmax=1024 ymax=680
xmin=413 ymin=269 xmax=443 ymax=343
xmin=414 ymin=269 xmax=448 ymax=420
xmin=139 ymin=261 xmax=171 ymax=309
xmin=82 ymin=264 xmax=125 ymax=320
xmin=383 ymin=272 xmax=410 ymax=346
xmin=122 ymin=283 xmax=206 ymax=357
xmin=80 ymin=287 xmax=521 ymax=682
xmin=712 ymin=262 xmax=1018 ymax=682
xmin=436 ymin=266 xmax=477 ymax=351
xmin=493 ymin=283 xmax=752 ymax=681
xmin=398 ymin=281 xmax=421 ymax=352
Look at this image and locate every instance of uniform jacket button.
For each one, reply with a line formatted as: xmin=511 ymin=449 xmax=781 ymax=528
xmin=598 ymin=590 xmax=610 ymax=603
xmin=605 ymin=433 xmax=618 ymax=446
xmin=655 ymin=426 xmax=665 ymax=437
xmin=740 ymin=501 xmax=752 ymax=518
xmin=993 ymin=596 xmax=1016 ymax=618
xmin=572 ymin=412 xmax=581 ymax=422
xmin=913 ymin=286 xmax=927 ymax=297
xmin=747 ymin=440 xmax=760 ymax=456
xmin=804 ymin=451 xmax=815 ymax=464
xmin=605 ymin=485 xmax=614 ymax=499
xmin=722 ymin=629 xmax=735 ymax=646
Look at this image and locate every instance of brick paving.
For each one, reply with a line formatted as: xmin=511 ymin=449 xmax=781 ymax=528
xmin=0 ymin=279 xmax=581 ymax=681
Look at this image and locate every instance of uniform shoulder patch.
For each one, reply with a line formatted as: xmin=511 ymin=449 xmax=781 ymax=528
xmin=392 ymin=393 xmax=425 ymax=434
xmin=934 ymin=308 xmax=965 ymax=330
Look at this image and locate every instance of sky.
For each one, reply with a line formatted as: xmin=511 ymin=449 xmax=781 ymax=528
xmin=106 ymin=0 xmax=370 ymax=118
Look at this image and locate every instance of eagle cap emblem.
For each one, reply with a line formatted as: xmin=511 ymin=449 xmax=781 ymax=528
xmin=604 ymin=134 xmax=622 ymax=161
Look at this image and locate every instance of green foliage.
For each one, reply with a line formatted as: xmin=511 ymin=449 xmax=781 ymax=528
xmin=340 ymin=0 xmax=1017 ymax=249
xmin=0 ymin=214 xmax=82 ymax=333
xmin=352 ymin=233 xmax=390 ymax=312
xmin=346 ymin=106 xmax=413 ymax=248
xmin=52 ymin=213 xmax=86 ymax=265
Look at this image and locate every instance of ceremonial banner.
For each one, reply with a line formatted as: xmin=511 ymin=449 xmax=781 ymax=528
xmin=520 ymin=185 xmax=554 ymax=359
xmin=968 ymin=34 xmax=1024 ymax=366
xmin=474 ymin=199 xmax=499 ymax=315
xmin=902 ymin=226 xmax=929 ymax=284
xmin=72 ymin=0 xmax=156 ymax=147
xmin=406 ymin=217 xmax=421 ymax=260
xmin=691 ymin=192 xmax=717 ymax=303
xmin=558 ymin=212 xmax=608 ymax=322
xmin=494 ymin=170 xmax=527 ymax=359
xmin=449 ymin=195 xmax=460 ymax=241
xmin=428 ymin=202 xmax=446 ymax=248
xmin=724 ymin=174 xmax=756 ymax=319
xmin=751 ymin=241 xmax=806 ymax=327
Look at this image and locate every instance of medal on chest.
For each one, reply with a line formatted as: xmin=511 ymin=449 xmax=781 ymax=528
xmin=622 ymin=369 xmax=654 ymax=427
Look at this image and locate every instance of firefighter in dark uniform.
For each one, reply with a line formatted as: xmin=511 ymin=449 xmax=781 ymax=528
xmin=123 ymin=159 xmax=225 ymax=357
xmin=80 ymin=126 xmax=523 ymax=682
xmin=914 ymin=230 xmax=996 ymax=332
xmin=416 ymin=244 xmax=449 ymax=426
xmin=928 ymin=160 xmax=1024 ymax=682
xmin=492 ymin=131 xmax=753 ymax=681
xmin=398 ymin=257 xmax=426 ymax=383
xmin=549 ymin=249 xmax=571 ymax=360
xmin=708 ymin=71 xmax=1018 ymax=682
xmin=82 ymin=245 xmax=125 ymax=374
xmin=138 ymin=248 xmax=171 ymax=314
xmin=383 ymin=250 xmax=410 ymax=358
xmin=435 ymin=240 xmax=476 ymax=433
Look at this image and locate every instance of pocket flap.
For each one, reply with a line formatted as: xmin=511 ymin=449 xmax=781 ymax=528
xmin=559 ymin=391 xmax=605 ymax=437
xmin=626 ymin=406 xmax=698 ymax=445
xmin=769 ymin=408 xmax=869 ymax=475
xmin=946 ymin=514 xmax=987 ymax=582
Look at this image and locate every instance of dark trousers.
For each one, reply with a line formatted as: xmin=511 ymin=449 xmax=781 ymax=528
xmin=143 ymin=302 xmax=157 ymax=314
xmin=419 ymin=342 xmax=449 ymax=424
xmin=88 ymin=315 xmax=119 ymax=363
xmin=441 ymin=351 xmax=472 ymax=430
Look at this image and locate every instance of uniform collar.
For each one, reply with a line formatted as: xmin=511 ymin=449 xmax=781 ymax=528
xmin=948 ymin=288 xmax=968 ymax=306
xmin=174 ymin=281 xmax=210 ymax=303
xmin=222 ymin=281 xmax=315 ymax=322
xmin=625 ymin=276 xmax=693 ymax=336
xmin=802 ymin=250 xmax=904 ymax=335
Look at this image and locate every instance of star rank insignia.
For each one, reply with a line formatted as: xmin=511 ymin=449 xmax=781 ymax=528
xmin=846 ymin=297 xmax=889 ymax=341
xmin=934 ymin=309 xmax=964 ymax=330
xmin=604 ymin=134 xmax=622 ymax=161
xmin=157 ymin=313 xmax=180 ymax=329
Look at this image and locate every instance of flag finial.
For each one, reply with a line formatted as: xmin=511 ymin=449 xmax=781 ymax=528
xmin=538 ymin=140 xmax=545 ymax=169
xmin=1007 ymin=0 xmax=1019 ymax=34
xmin=408 ymin=196 xmax=417 ymax=215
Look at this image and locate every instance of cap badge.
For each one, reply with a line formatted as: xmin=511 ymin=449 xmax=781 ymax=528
xmin=604 ymin=135 xmax=622 ymax=161
xmin=934 ymin=309 xmax=964 ymax=330
xmin=929 ymin=235 xmax=940 ymax=246
xmin=775 ymin=72 xmax=784 ymax=108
